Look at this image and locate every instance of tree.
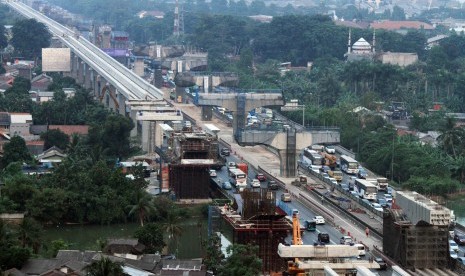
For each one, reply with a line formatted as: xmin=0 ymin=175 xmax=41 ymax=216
xmin=0 ymin=24 xmax=7 ymax=50
xmin=218 ymin=244 xmax=262 ymax=276
xmin=84 ymin=257 xmax=126 ymax=276
xmin=134 ymin=223 xmax=165 ymax=254
xmin=16 ymin=217 xmax=43 ymax=254
xmin=437 ymin=117 xmax=465 ymax=158
xmin=203 ymin=234 xmax=224 ymax=274
xmin=1 ymin=136 xmax=31 ymax=167
xmin=127 ymin=190 xmax=155 ymax=226
xmin=0 ymin=220 xmax=31 ymax=270
xmin=11 ymin=19 xmax=51 ymax=60
xmin=41 ymin=129 xmax=70 ymax=151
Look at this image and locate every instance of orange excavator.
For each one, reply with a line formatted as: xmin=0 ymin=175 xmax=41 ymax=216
xmin=322 ymin=152 xmax=337 ymax=169
xmin=286 ymin=210 xmax=306 ymax=276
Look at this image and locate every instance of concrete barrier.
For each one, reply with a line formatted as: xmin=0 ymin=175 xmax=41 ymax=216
xmin=298 ymin=192 xmax=335 ymax=224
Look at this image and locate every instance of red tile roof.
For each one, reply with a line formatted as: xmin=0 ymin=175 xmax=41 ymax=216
xmin=26 ymin=140 xmax=45 ymax=145
xmin=371 ymin=21 xmax=434 ymax=30
xmin=49 ymin=125 xmax=89 ymax=136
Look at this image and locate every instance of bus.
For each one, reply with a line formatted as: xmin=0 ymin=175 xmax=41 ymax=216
xmin=354 ymin=179 xmax=378 ymax=201
xmin=302 ymin=148 xmax=323 ymax=166
xmin=340 ymin=155 xmax=359 ymax=175
xmin=229 ymin=168 xmax=247 ymax=191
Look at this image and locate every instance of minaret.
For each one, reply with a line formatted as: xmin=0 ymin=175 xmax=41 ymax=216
xmin=173 ymin=0 xmax=180 ymax=36
xmin=347 ymin=29 xmax=352 ymax=54
xmin=372 ymin=29 xmax=376 ymax=53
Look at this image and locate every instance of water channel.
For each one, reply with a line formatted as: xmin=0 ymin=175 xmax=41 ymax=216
xmin=42 ymin=218 xmax=208 ymax=259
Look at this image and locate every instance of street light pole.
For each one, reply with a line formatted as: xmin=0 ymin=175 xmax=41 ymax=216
xmin=391 ymin=131 xmax=395 ymax=181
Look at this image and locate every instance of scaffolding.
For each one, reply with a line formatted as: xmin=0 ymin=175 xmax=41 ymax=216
xmin=213 ymin=189 xmax=292 ymax=273
xmin=383 ymin=209 xmax=449 ymax=270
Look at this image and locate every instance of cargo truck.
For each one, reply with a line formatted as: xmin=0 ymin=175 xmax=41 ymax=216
xmin=236 ymin=163 xmax=248 ymax=176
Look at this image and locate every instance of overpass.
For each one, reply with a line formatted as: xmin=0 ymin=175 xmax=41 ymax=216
xmin=4 ymin=0 xmax=189 ymax=152
xmin=4 ymin=0 xmax=164 ymax=108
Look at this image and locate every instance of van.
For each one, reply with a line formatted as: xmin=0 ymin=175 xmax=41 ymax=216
xmin=353 ymin=244 xmax=366 ymax=256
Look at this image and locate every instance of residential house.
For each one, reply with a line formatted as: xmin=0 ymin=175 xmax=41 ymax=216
xmin=37 ymin=146 xmax=67 ymax=164
xmin=30 ymin=91 xmax=55 ymax=103
xmin=103 ymin=239 xmax=146 ymax=255
xmin=10 ymin=113 xmax=33 ymax=137
xmin=31 ymin=74 xmax=53 ymax=92
xmin=48 ymin=125 xmax=89 ymax=137
xmin=370 ymin=21 xmax=435 ymax=34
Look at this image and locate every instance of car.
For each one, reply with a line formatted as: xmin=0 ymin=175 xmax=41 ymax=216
xmin=256 ymin=173 xmax=266 ymax=182
xmin=374 ymin=257 xmax=387 ymax=270
xmin=319 ymin=166 xmax=331 ymax=173
xmin=222 ymin=181 xmax=232 ymax=190
xmin=313 ymin=216 xmax=325 ymax=225
xmin=377 ymin=198 xmax=388 ymax=208
xmin=325 ymin=145 xmax=336 ymax=154
xmin=357 ymin=167 xmax=368 ymax=179
xmin=450 ymin=240 xmax=459 ymax=252
xmin=371 ymin=203 xmax=384 ymax=212
xmin=220 ymin=148 xmax=230 ymax=156
xmin=268 ymin=180 xmax=279 ymax=190
xmin=384 ymin=194 xmax=393 ymax=203
xmin=281 ymin=193 xmax=291 ymax=202
xmin=227 ymin=162 xmax=236 ymax=171
xmin=317 ymin=232 xmax=330 ymax=243
xmin=450 ymin=250 xmax=459 ymax=259
xmin=321 ymin=173 xmax=330 ymax=179
xmin=251 ymin=179 xmax=261 ymax=188
xmin=454 ymin=233 xmax=465 ymax=245
xmin=456 ymin=257 xmax=465 ymax=264
xmin=340 ymin=236 xmax=353 ymax=245
xmin=209 ymin=170 xmax=217 ymax=177
xmin=340 ymin=183 xmax=350 ymax=192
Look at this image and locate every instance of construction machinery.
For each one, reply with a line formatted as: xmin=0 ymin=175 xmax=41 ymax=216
xmin=322 ymin=152 xmax=338 ymax=169
xmin=291 ymin=175 xmax=307 ymax=187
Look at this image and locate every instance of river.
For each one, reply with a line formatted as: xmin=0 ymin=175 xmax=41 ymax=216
xmin=42 ymin=219 xmax=208 ymax=258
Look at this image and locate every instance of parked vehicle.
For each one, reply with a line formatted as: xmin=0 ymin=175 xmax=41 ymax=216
xmin=220 ymin=148 xmax=230 ymax=156
xmin=450 ymin=240 xmax=459 ymax=252
xmin=222 ymin=181 xmax=232 ymax=190
xmin=454 ymin=233 xmax=465 ymax=245
xmin=256 ymin=173 xmax=266 ymax=182
xmin=357 ymin=167 xmax=368 ymax=179
xmin=318 ymin=232 xmax=330 ymax=243
xmin=305 ymin=220 xmax=317 ymax=231
xmin=268 ymin=180 xmax=279 ymax=190
xmin=236 ymin=163 xmax=248 ymax=176
xmin=328 ymin=170 xmax=343 ymax=182
xmin=209 ymin=170 xmax=217 ymax=177
xmin=374 ymin=257 xmax=387 ymax=270
xmin=313 ymin=216 xmax=325 ymax=225
xmin=325 ymin=145 xmax=336 ymax=154
xmin=353 ymin=244 xmax=366 ymax=256
xmin=281 ymin=193 xmax=292 ymax=202
xmin=340 ymin=236 xmax=353 ymax=245
xmin=251 ymin=179 xmax=261 ymax=188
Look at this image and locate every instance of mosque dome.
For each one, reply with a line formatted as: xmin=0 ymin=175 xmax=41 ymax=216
xmin=352 ymin=38 xmax=372 ymax=52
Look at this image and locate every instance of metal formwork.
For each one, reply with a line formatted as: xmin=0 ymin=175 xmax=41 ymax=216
xmin=383 ymin=209 xmax=449 ymax=270
xmin=168 ymin=163 xmax=210 ymax=199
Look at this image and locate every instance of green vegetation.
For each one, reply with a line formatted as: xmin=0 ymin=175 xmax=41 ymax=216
xmin=11 ymin=19 xmax=51 ymax=60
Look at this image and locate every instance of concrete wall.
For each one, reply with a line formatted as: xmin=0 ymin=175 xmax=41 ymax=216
xmin=381 ymin=53 xmax=418 ymax=67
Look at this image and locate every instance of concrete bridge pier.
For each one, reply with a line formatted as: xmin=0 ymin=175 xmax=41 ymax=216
xmin=277 ymin=149 xmax=299 ymax=178
xmin=84 ymin=67 xmax=93 ymax=90
xmin=201 ymin=106 xmax=212 ymax=121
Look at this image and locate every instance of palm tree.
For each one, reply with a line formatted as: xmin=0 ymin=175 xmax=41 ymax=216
xmin=162 ymin=209 xmax=183 ymax=255
xmin=84 ymin=256 xmax=126 ymax=276
xmin=127 ymin=190 xmax=155 ymax=226
xmin=437 ymin=117 xmax=465 ymax=158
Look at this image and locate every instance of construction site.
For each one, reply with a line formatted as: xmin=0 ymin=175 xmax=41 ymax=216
xmin=209 ymin=189 xmax=292 ymax=273
xmin=156 ymin=125 xmax=225 ymax=200
xmin=383 ymin=191 xmax=452 ymax=272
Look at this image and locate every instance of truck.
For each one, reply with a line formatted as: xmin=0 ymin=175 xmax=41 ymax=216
xmin=236 ymin=163 xmax=248 ymax=176
xmin=328 ymin=170 xmax=343 ymax=182
xmin=366 ymin=178 xmax=389 ymax=192
xmin=322 ymin=152 xmax=337 ymax=169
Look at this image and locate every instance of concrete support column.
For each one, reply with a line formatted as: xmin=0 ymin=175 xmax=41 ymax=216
xmin=201 ymin=106 xmax=212 ymax=121
xmin=141 ymin=121 xmax=154 ymax=153
xmin=277 ymin=149 xmax=298 ymax=178
xmin=154 ymin=123 xmax=163 ymax=149
xmin=81 ymin=62 xmax=87 ymax=85
xmin=84 ymin=67 xmax=92 ymax=89
xmin=95 ymin=76 xmax=102 ymax=99
xmin=130 ymin=110 xmax=138 ymax=137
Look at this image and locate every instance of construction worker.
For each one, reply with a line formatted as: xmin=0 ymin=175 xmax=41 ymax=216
xmin=365 ymin=227 xmax=370 ymax=237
